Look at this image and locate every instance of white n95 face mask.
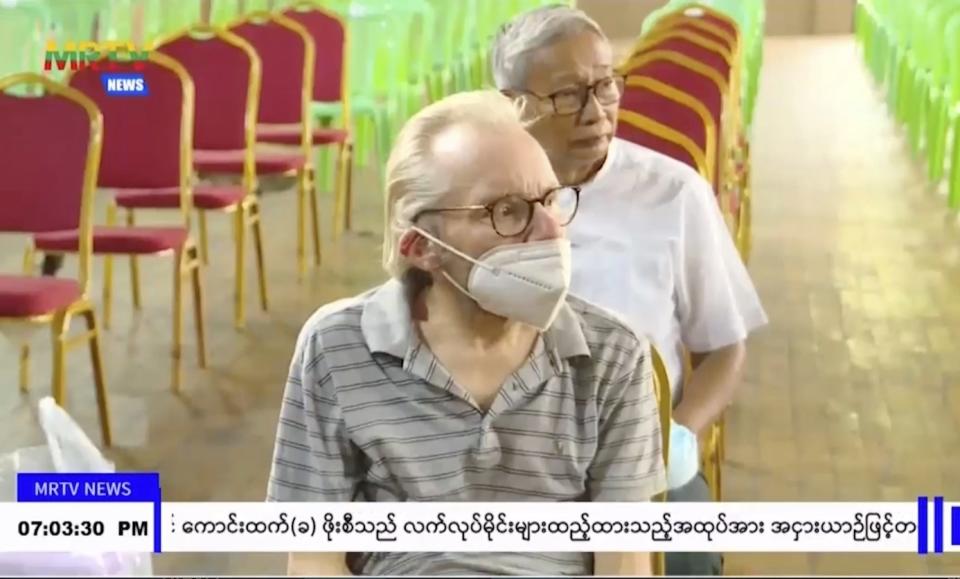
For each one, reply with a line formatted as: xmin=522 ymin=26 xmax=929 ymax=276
xmin=411 ymin=227 xmax=572 ymax=331
xmin=667 ymin=420 xmax=700 ymax=490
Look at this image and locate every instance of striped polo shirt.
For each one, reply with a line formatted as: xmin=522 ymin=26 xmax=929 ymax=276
xmin=267 ymin=278 xmax=666 ymax=576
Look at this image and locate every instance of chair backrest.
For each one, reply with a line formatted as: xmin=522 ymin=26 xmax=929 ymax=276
xmin=0 ymin=73 xmax=102 ymax=291
xmin=67 ymin=52 xmax=194 ymax=218
xmin=616 ymin=109 xmax=709 ymax=178
xmin=621 ymin=75 xmax=717 ymax=186
xmin=624 ymin=51 xmax=726 ymax=141
xmin=651 ymin=18 xmax=737 ymax=56
xmin=635 ymin=32 xmax=733 ymax=83
xmin=283 ymin=2 xmax=347 ymax=110
xmin=157 ymin=26 xmax=259 ymax=189
xmin=229 ymin=12 xmax=314 ymax=131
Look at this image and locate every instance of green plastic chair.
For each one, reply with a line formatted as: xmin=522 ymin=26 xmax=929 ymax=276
xmin=0 ymin=2 xmax=52 ymax=92
xmin=916 ymin=1 xmax=960 ymax=177
xmin=209 ymin=0 xmax=241 ymax=26
xmin=945 ymin=15 xmax=960 ymax=208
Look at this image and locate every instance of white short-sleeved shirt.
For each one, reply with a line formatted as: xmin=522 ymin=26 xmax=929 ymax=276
xmin=567 ymin=138 xmax=768 ymax=398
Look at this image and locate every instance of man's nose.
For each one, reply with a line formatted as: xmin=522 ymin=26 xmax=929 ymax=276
xmin=578 ymin=91 xmax=604 ymax=124
xmin=525 ymin=203 xmax=563 ymax=242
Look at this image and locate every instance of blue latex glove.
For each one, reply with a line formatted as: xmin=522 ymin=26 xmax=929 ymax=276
xmin=667 ymin=420 xmax=700 ymax=491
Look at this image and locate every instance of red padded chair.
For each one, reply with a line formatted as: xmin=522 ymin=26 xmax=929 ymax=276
xmin=34 ymin=53 xmax=208 ymax=393
xmin=0 ymin=73 xmax=111 ymax=445
xmin=197 ymin=12 xmax=318 ymax=280
xmin=656 ymin=5 xmax=741 ymax=56
xmin=118 ymin=25 xmax=269 ymax=330
xmin=620 ymin=75 xmax=717 ymax=186
xmin=623 ymin=51 xmax=735 ymax=230
xmin=616 ymin=110 xmax=710 ymax=179
xmin=280 ymin=1 xmax=355 ymax=236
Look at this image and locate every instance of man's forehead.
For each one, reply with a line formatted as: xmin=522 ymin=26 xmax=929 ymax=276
xmin=431 ymin=126 xmax=555 ymax=198
xmin=528 ymin=33 xmax=613 ymax=84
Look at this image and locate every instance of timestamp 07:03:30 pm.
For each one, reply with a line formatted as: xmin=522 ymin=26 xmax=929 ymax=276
xmin=17 ymin=519 xmax=149 ymax=538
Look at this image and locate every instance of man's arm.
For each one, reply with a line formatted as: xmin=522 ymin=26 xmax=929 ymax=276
xmin=595 ymin=552 xmax=653 ymax=576
xmin=674 ymin=175 xmax=766 ymax=436
xmin=671 ymin=341 xmax=746 ymax=435
xmin=587 ymin=337 xmax=666 ymax=576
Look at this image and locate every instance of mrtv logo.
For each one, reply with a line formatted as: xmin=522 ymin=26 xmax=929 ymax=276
xmin=44 ymin=41 xmax=149 ymax=97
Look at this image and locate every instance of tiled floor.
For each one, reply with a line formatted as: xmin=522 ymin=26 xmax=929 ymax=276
xmin=2 ymin=35 xmax=959 ymax=575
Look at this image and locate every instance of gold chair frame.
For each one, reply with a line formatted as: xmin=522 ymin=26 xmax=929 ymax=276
xmin=2 ymin=73 xmax=112 ymax=445
xmin=59 ymin=52 xmax=208 ymax=392
xmin=231 ymin=10 xmax=322 ymax=281
xmin=650 ymin=344 xmax=672 ymax=576
xmin=147 ymin=24 xmax=269 ymax=330
xmin=286 ymin=0 xmax=356 ymax=238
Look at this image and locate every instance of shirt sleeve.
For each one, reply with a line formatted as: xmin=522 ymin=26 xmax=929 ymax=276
xmin=586 ymin=337 xmax=667 ymax=501
xmin=266 ymin=326 xmax=363 ymax=502
xmin=676 ymin=177 xmax=768 ymax=352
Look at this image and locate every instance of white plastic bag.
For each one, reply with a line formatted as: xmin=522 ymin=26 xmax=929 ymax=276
xmin=0 ymin=397 xmax=154 ymax=576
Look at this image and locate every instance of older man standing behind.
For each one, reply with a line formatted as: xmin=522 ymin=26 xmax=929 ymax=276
xmin=268 ymin=90 xmax=665 ymax=576
xmin=492 ymin=5 xmax=768 ymax=575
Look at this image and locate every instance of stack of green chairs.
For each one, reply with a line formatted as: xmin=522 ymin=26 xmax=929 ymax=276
xmin=855 ymin=0 xmax=960 ymax=210
xmin=0 ymin=0 xmax=52 ymax=94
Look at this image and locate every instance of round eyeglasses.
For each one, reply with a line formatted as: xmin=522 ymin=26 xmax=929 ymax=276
xmin=418 ymin=186 xmax=581 ymax=237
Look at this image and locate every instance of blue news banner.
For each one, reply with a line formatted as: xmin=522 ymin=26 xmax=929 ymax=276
xmin=16 ymin=473 xmax=161 ymax=552
xmin=100 ymin=73 xmax=148 ymax=96
xmin=8 ymin=472 xmax=960 ymax=554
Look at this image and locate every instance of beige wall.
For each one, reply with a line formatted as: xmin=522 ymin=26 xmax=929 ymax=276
xmin=576 ymin=0 xmax=856 ymax=40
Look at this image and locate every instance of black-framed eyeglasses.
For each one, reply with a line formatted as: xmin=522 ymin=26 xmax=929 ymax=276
xmin=417 ymin=186 xmax=581 ymax=237
xmin=523 ymin=75 xmax=626 ymax=116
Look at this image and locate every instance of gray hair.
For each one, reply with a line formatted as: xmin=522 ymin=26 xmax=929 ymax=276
xmin=491 ymin=4 xmax=606 ymax=91
xmin=382 ymin=90 xmax=522 ymax=279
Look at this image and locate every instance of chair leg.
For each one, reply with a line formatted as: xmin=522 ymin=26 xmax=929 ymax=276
xmin=19 ymin=345 xmax=30 ymax=393
xmin=197 ymin=210 xmax=210 ymax=265
xmin=102 ymin=253 xmax=114 ymax=330
xmin=102 ymin=204 xmax=117 ymax=329
xmin=717 ymin=419 xmax=726 ymax=462
xmin=188 ymin=243 xmax=207 ymax=369
xmin=332 ymin=147 xmax=344 ymax=237
xmin=171 ymin=250 xmax=184 ymax=392
xmin=296 ymin=168 xmax=308 ymax=282
xmin=232 ymin=207 xmax=246 ymax=330
xmin=249 ymin=198 xmax=269 ymax=312
xmin=335 ymin=141 xmax=354 ymax=236
xmin=51 ymin=311 xmax=68 ymax=406
xmin=126 ymin=209 xmax=142 ymax=311
xmin=81 ymin=305 xmax=112 ymax=447
xmin=309 ymin=166 xmax=322 ymax=267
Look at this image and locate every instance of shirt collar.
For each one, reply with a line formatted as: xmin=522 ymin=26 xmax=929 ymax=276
xmin=360 ymin=278 xmax=591 ymax=360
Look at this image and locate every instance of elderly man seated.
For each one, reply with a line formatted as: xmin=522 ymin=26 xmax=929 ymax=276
xmin=267 ymin=90 xmax=666 ymax=576
xmin=492 ymin=5 xmax=769 ymax=576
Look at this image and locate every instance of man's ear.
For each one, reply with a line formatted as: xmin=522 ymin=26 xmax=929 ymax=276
xmin=399 ymin=230 xmax=442 ymax=272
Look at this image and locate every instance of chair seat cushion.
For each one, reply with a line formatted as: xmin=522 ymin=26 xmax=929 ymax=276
xmin=114 ymin=185 xmax=246 ymax=210
xmin=194 ymin=149 xmax=306 ymax=175
xmin=257 ymin=123 xmax=349 ymax=146
xmin=0 ymin=275 xmax=82 ymax=317
xmin=35 ymin=226 xmax=189 ymax=255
